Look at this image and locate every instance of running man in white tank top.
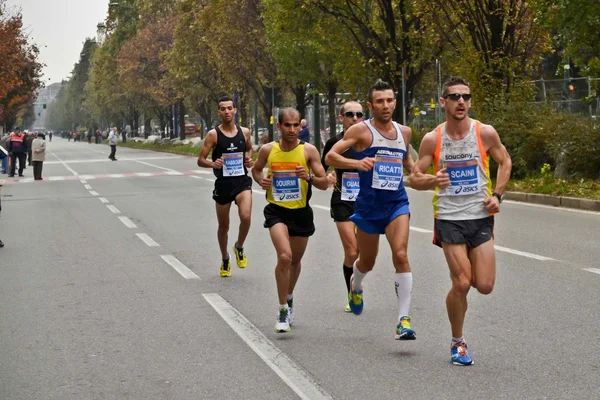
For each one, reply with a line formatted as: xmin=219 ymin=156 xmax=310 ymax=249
xmin=410 ymin=77 xmax=512 ymax=366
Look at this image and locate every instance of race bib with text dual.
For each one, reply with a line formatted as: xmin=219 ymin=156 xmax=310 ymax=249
xmin=271 ymin=162 xmax=302 ymax=202
xmin=372 ymin=155 xmax=403 ymax=191
xmin=444 ymin=159 xmax=480 ymax=196
xmin=222 ymin=152 xmax=245 ymax=177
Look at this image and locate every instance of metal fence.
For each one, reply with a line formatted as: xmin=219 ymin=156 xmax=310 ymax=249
xmin=532 ymin=77 xmax=600 ymax=117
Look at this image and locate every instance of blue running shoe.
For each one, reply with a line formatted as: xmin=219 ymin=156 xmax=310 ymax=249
xmin=347 ymin=275 xmax=364 ymax=315
xmin=394 ymin=316 xmax=416 ymax=340
xmin=451 ymin=341 xmax=474 ymax=366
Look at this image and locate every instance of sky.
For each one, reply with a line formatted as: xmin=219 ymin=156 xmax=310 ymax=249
xmin=6 ymin=0 xmax=109 ymax=84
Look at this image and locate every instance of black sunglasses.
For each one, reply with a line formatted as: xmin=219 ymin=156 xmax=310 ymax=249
xmin=343 ymin=111 xmax=364 ymax=118
xmin=444 ymin=93 xmax=472 ymax=101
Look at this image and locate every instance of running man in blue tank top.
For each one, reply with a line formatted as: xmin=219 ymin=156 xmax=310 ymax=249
xmin=325 ymin=79 xmax=417 ymax=341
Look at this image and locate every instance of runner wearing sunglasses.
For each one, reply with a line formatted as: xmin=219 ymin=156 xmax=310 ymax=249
xmin=325 ymin=80 xmax=418 ymax=342
xmin=410 ymin=76 xmax=512 ymax=365
xmin=321 ymin=101 xmax=364 ymax=312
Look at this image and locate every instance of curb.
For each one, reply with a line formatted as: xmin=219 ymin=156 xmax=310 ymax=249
xmin=504 ymin=191 xmax=600 ymax=212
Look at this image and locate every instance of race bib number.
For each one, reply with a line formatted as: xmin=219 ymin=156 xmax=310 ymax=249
xmin=444 ymin=159 xmax=480 ymax=196
xmin=271 ymin=162 xmax=302 ymax=203
xmin=341 ymin=172 xmax=360 ymax=201
xmin=372 ymin=155 xmax=403 ymax=191
xmin=222 ymin=152 xmax=245 ymax=177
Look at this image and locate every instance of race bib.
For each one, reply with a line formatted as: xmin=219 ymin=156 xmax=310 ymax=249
xmin=444 ymin=159 xmax=480 ymax=196
xmin=271 ymin=162 xmax=302 ymax=203
xmin=222 ymin=152 xmax=245 ymax=177
xmin=341 ymin=172 xmax=359 ymax=201
xmin=372 ymin=155 xmax=403 ymax=191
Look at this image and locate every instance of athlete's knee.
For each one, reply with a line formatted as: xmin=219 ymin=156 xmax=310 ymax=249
xmin=475 ymin=280 xmax=494 ymax=295
xmin=276 ymin=251 xmax=293 ymax=267
xmin=344 ymin=247 xmax=359 ymax=262
xmin=357 ymin=258 xmax=375 ymax=272
xmin=239 ymin=211 xmax=251 ymax=225
xmin=217 ymin=222 xmax=230 ymax=233
xmin=391 ymin=248 xmax=409 ymax=269
xmin=451 ymin=277 xmax=471 ymax=296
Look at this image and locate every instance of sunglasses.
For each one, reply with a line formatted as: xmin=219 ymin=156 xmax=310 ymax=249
xmin=444 ymin=93 xmax=472 ymax=101
xmin=343 ymin=111 xmax=364 ymax=118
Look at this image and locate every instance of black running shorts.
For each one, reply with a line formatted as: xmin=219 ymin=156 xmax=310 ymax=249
xmin=212 ymin=175 xmax=252 ymax=205
xmin=263 ymin=203 xmax=315 ymax=237
xmin=433 ymin=216 xmax=494 ymax=248
xmin=330 ymin=192 xmax=355 ymax=223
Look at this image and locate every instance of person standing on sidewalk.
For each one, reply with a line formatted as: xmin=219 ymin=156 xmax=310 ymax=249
xmin=8 ymin=127 xmax=27 ymax=177
xmin=108 ymin=127 xmax=118 ymax=161
xmin=32 ymin=133 xmax=47 ymax=180
xmin=0 ymin=133 xmax=9 ymax=174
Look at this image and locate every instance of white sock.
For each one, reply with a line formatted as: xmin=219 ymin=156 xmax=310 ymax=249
xmin=352 ymin=259 xmax=367 ymax=291
xmin=452 ymin=337 xmax=464 ymax=345
xmin=279 ymin=304 xmax=288 ymax=312
xmin=395 ymin=272 xmax=413 ymax=319
xmin=286 ymin=294 xmax=293 ymax=302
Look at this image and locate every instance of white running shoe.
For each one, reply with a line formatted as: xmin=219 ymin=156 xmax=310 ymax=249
xmin=274 ymin=308 xmax=290 ymax=333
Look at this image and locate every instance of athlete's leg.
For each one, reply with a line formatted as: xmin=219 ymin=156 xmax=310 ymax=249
xmin=336 ymin=221 xmax=359 ymax=267
xmin=234 ymin=189 xmax=252 ymax=248
xmin=384 ymin=214 xmax=411 ymax=273
xmin=442 ymin=243 xmax=472 ymax=338
xmin=215 ymin=202 xmax=233 ymax=259
xmin=288 ymin=235 xmax=309 ymax=296
xmin=468 ymin=239 xmax=496 ymax=295
xmin=354 ymin=228 xmax=380 ymax=285
xmin=268 ymin=223 xmax=293 ymax=306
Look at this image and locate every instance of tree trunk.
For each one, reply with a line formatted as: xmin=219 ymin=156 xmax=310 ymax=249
xmin=179 ymin=100 xmax=186 ymax=140
xmin=293 ymin=84 xmax=308 ymax=119
xmin=327 ymin=81 xmax=338 ymax=140
xmin=144 ymin=117 xmax=151 ymax=138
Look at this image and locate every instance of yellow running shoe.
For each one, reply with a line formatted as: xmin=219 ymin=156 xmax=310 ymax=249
xmin=344 ymin=303 xmax=352 ymax=313
xmin=220 ymin=257 xmax=231 ymax=277
xmin=233 ymin=245 xmax=247 ymax=268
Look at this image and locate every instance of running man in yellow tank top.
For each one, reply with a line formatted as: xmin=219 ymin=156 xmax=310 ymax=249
xmin=252 ymin=108 xmax=329 ymax=333
xmin=410 ymin=77 xmax=512 ymax=366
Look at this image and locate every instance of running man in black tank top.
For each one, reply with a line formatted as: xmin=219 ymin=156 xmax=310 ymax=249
xmin=321 ymin=101 xmax=364 ymax=312
xmin=197 ymin=96 xmax=254 ymax=277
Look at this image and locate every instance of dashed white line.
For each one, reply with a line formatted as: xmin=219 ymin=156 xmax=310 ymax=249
xmin=493 ymin=245 xmax=554 ymax=261
xmin=99 ymin=197 xmax=110 ymax=204
xmin=160 ymin=255 xmax=199 ymax=280
xmin=583 ymin=268 xmax=600 ymax=275
xmin=107 ymin=173 xmax=125 ymax=178
xmin=107 ymin=205 xmax=121 ymax=214
xmin=203 ymin=293 xmax=333 ymax=400
xmin=80 ymin=180 xmax=87 ymax=184
xmin=84 ymin=184 xmax=92 ymax=190
xmin=89 ymin=191 xmax=99 ymax=196
xmin=46 ymin=148 xmax=79 ymax=176
xmin=190 ymin=175 xmax=204 ymax=180
xmin=118 ymin=216 xmax=137 ymax=228
xmin=136 ymin=233 xmax=159 ymax=247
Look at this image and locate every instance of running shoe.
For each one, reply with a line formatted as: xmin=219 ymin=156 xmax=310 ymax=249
xmin=344 ymin=303 xmax=351 ymax=313
xmin=451 ymin=341 xmax=474 ymax=366
xmin=287 ymin=297 xmax=295 ymax=326
xmin=274 ymin=308 xmax=291 ymax=333
xmin=394 ymin=316 xmax=416 ymax=340
xmin=233 ymin=245 xmax=247 ymax=268
xmin=219 ymin=256 xmax=231 ymax=277
xmin=347 ymin=275 xmax=364 ymax=315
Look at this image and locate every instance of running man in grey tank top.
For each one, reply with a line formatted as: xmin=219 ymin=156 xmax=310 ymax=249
xmin=410 ymin=77 xmax=512 ymax=366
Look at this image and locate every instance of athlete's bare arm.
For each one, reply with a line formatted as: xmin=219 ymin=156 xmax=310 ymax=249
xmin=410 ymin=130 xmax=446 ymax=190
xmin=400 ymin=126 xmax=415 ymax=174
xmin=481 ymin=124 xmax=512 ymax=212
xmin=301 ymin=144 xmax=328 ymax=191
xmin=242 ymin=128 xmax=254 ymax=168
xmin=251 ymin=142 xmax=273 ymax=190
xmin=197 ymin=130 xmax=222 ymax=169
xmin=325 ymin=124 xmax=374 ymax=171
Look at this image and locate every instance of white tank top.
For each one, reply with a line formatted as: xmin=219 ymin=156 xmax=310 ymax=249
xmin=433 ymin=120 xmax=493 ymax=220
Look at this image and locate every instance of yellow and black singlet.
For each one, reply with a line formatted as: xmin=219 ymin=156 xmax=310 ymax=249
xmin=266 ymin=141 xmax=312 ymax=209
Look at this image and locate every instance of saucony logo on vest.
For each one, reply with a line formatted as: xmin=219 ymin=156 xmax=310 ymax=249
xmin=445 ymin=153 xmax=473 ymax=160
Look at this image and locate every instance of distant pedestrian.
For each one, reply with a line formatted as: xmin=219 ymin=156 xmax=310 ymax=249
xmin=108 ymin=127 xmax=118 ymax=161
xmin=25 ymin=133 xmax=35 ymax=166
xmin=32 ymin=133 xmax=47 ymax=180
xmin=0 ymin=133 xmax=9 ymax=174
xmin=299 ymin=119 xmax=310 ymax=142
xmin=0 ymin=180 xmax=4 ymax=247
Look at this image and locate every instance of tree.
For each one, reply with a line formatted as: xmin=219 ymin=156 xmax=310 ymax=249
xmin=0 ymin=2 xmax=44 ymax=129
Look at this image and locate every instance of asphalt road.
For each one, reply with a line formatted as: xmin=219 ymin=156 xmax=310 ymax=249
xmin=1 ymin=138 xmax=599 ymax=400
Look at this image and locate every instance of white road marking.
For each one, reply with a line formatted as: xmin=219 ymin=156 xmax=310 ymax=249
xmin=583 ymin=268 xmax=600 ymax=275
xmin=107 ymin=174 xmax=125 ymax=178
xmin=136 ymin=233 xmax=159 ymax=247
xmin=45 ymin=155 xmax=184 ymax=164
xmin=252 ymin=189 xmax=265 ymax=195
xmin=189 ymin=175 xmax=204 ymax=180
xmin=160 ymin=255 xmax=199 ymax=280
xmin=312 ymin=205 xmax=329 ymax=211
xmin=99 ymin=197 xmax=110 ymax=204
xmin=118 ymin=216 xmax=137 ymax=228
xmin=48 ymin=176 xmax=66 ymax=181
xmin=135 ymin=159 xmax=179 ymax=173
xmin=84 ymin=184 xmax=92 ymax=190
xmin=192 ymin=170 xmax=211 ymax=175
xmin=107 ymin=205 xmax=121 ymax=214
xmin=410 ymin=227 xmax=433 ymax=233
xmin=80 ymin=180 xmax=87 ymax=184
xmin=135 ymin=172 xmax=154 ymax=177
xmin=79 ymin=175 xmax=96 ymax=180
xmin=46 ymin=149 xmax=79 ymax=176
xmin=165 ymin=171 xmax=184 ymax=176
xmin=203 ymin=293 xmax=333 ymax=400
xmin=503 ymin=199 xmax=600 ymax=215
xmin=493 ymin=245 xmax=554 ymax=261
xmin=89 ymin=191 xmax=99 ymax=196
xmin=205 ymin=178 xmax=215 ymax=182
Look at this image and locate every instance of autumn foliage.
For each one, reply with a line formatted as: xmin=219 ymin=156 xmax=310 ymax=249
xmin=0 ymin=1 xmax=44 ymax=128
